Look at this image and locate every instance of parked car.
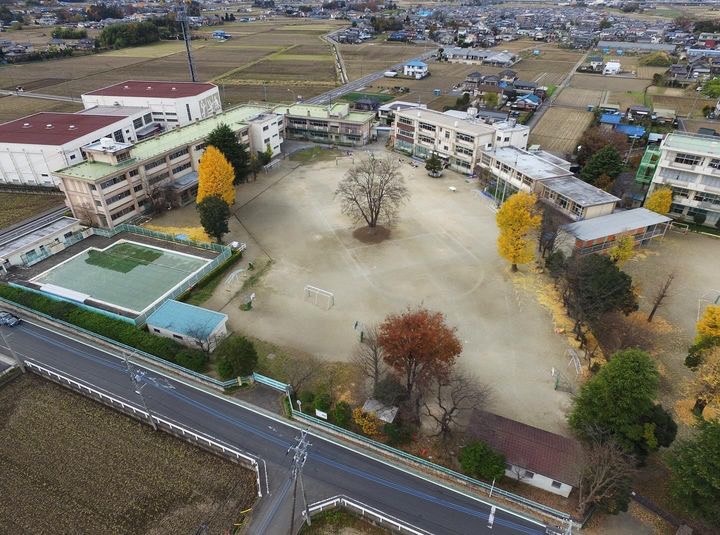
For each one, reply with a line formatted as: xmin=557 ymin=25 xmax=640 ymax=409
xmin=0 ymin=311 xmax=21 ymax=327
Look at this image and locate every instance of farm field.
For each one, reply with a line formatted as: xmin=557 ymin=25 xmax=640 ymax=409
xmin=554 ymin=87 xmax=605 ymax=108
xmin=0 ymin=374 xmax=257 ymax=534
xmin=0 ymin=95 xmax=82 ymax=123
xmin=341 ymin=40 xmax=435 ymax=80
xmin=606 ymin=90 xmax=648 ymax=110
xmin=529 ymin=107 xmax=593 ymax=155
xmin=0 ymin=19 xmax=346 ymax=121
xmin=0 ymin=192 xmax=65 ymax=228
xmin=570 ymin=73 xmax=650 ymax=92
xmin=652 ymin=94 xmax=714 ymax=117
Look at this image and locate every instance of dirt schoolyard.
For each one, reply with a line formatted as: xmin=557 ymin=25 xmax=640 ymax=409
xmin=152 ymin=150 xmax=577 ymax=435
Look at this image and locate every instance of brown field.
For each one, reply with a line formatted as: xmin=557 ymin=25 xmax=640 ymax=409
xmin=529 ymin=107 xmax=593 ymax=155
xmin=0 ymin=192 xmax=65 ymax=228
xmin=570 ymin=73 xmax=650 ymax=92
xmin=0 ymin=19 xmax=345 ymax=120
xmin=341 ymin=41 xmax=435 ymax=80
xmin=0 ymin=96 xmax=82 ymax=123
xmin=0 ymin=375 xmax=257 ymax=534
xmin=515 ymin=69 xmax=566 ymax=85
xmin=646 ymin=86 xmax=687 ymax=97
xmin=0 ymin=26 xmax=101 ymax=47
xmin=652 ymin=94 xmax=715 ymax=117
xmin=682 ymin=118 xmax=720 ymax=134
xmin=554 ymin=87 xmax=605 ymax=108
xmin=606 ymin=90 xmax=647 ymax=111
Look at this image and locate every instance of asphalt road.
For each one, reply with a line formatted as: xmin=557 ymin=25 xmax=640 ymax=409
xmin=1 ymin=319 xmax=550 ymax=535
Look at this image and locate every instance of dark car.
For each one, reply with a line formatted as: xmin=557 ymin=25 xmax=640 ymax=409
xmin=0 ymin=311 xmax=21 ymax=327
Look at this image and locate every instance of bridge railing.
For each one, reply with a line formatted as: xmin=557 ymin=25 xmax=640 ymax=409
xmin=24 ymin=359 xmax=266 ymax=498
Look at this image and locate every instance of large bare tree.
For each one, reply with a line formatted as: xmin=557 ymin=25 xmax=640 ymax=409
xmin=335 ymin=155 xmax=409 ymax=228
xmin=576 ymin=435 xmax=636 ymax=514
xmin=352 ymin=325 xmax=385 ymax=391
xmin=424 ymin=370 xmax=491 ymax=441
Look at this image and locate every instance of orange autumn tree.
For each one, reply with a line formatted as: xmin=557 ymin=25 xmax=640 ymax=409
xmin=197 ymin=146 xmax=235 ymax=206
xmin=378 ymin=307 xmax=462 ymax=422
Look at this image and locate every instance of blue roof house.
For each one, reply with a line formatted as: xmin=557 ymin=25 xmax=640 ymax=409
xmin=146 ymin=300 xmax=229 ymax=352
xmin=403 ymin=60 xmax=429 ymax=79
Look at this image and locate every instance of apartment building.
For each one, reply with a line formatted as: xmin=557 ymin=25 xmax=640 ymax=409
xmin=392 ymin=108 xmax=529 ymax=173
xmin=81 ymin=80 xmax=222 ymax=128
xmin=0 ymin=112 xmax=142 ymax=187
xmin=477 ymin=147 xmax=619 ymax=221
xmin=641 ymin=132 xmax=720 ymax=228
xmin=55 ymin=105 xmax=282 ymax=228
xmin=278 ymin=103 xmax=374 ymax=146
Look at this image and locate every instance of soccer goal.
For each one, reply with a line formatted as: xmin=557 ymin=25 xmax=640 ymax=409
xmin=304 ymin=285 xmax=334 ymax=310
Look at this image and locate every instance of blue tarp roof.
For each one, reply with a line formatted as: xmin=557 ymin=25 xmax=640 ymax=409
xmin=147 ymin=299 xmax=227 ymax=339
xmin=615 ymin=124 xmax=646 ymax=138
xmin=600 ymin=113 xmax=622 ymax=125
xmin=405 ymin=60 xmax=427 ymax=67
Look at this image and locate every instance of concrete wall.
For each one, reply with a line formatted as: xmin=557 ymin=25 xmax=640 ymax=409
xmin=0 ymin=116 xmax=136 ymax=186
xmin=147 ymin=321 xmax=228 ymax=352
xmin=505 ymin=464 xmax=573 ymax=498
xmin=81 ymin=88 xmax=222 ymax=128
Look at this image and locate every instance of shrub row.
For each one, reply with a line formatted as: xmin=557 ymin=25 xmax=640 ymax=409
xmin=0 ymin=285 xmax=208 ymax=372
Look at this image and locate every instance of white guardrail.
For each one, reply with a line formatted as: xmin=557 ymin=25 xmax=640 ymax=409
xmin=304 ymin=495 xmax=433 ymax=535
xmin=24 ymin=360 xmax=268 ymax=498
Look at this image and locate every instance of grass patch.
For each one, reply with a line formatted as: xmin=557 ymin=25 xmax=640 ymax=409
xmin=300 ymin=509 xmax=390 ymax=534
xmin=240 ymin=259 xmax=273 ymax=294
xmin=85 ymin=242 xmax=163 ymax=273
xmin=546 ymin=84 xmax=558 ymax=97
xmin=0 ymin=192 xmax=65 ymax=228
xmin=290 ymin=146 xmax=340 ymax=163
xmin=686 ymin=222 xmax=720 ymax=236
xmin=0 ymin=374 xmax=257 ymax=533
xmin=342 ymin=91 xmax=395 ymax=103
xmin=181 ymin=250 xmax=244 ymax=306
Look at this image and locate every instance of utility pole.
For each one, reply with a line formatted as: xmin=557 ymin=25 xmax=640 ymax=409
xmin=286 ymin=430 xmax=312 ymax=534
xmin=178 ymin=3 xmax=197 ymax=82
xmin=0 ymin=328 xmax=25 ymax=373
xmin=123 ymin=353 xmax=158 ymax=431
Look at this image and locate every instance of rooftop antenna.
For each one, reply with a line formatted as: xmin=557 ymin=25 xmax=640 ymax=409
xmin=178 ymin=2 xmax=197 ymax=82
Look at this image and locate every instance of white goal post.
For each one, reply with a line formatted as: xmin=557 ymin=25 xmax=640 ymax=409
xmin=304 ymin=285 xmax=334 ymax=310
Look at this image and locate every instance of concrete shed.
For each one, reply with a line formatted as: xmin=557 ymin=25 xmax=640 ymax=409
xmin=146 ymin=299 xmax=228 ymax=352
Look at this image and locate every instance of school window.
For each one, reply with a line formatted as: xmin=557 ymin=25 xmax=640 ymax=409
xmin=457 ymin=132 xmax=474 ymax=144
xmin=113 ymin=130 xmax=124 ymax=143
xmin=169 ymin=148 xmax=189 ymax=160
xmin=116 ymin=152 xmax=131 ymax=163
xmin=110 ymin=205 xmax=135 ymax=221
xmin=186 ymin=103 xmax=192 ymax=122
xmin=128 ymin=169 xmax=139 ymax=177
xmin=419 ymin=122 xmax=435 ymax=132
xmin=172 ymin=162 xmax=192 ymax=174
xmin=195 ymin=143 xmax=207 ymax=151
xmin=551 ymin=481 xmax=562 ymax=489
xmin=145 ymin=158 xmax=165 ymax=171
xmin=695 ymin=191 xmax=720 ymax=205
xmin=147 ymin=172 xmax=170 ymax=185
xmin=709 ymin=158 xmax=720 ymax=169
xmin=70 ymin=154 xmax=76 ymax=160
xmin=133 ymin=184 xmax=143 ymax=192
xmin=263 ymin=125 xmax=269 ymax=131
xmin=106 ymin=189 xmax=131 ymax=205
xmin=133 ymin=118 xmax=144 ymax=129
xmin=100 ymin=176 xmax=126 ymax=189
xmin=674 ymin=153 xmax=701 ymax=166
xmin=143 ymin=113 xmax=152 ymax=124
xmin=524 ymin=471 xmax=535 ymax=479
xmin=398 ymin=116 xmax=413 ymax=126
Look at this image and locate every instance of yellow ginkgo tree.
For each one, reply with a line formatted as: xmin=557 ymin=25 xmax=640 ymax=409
xmin=644 ymin=187 xmax=672 ymax=214
xmin=496 ymin=191 xmax=541 ymax=272
xmin=197 ymin=146 xmax=235 ymax=206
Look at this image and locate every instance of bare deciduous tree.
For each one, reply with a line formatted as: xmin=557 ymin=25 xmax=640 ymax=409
xmin=335 ymin=155 xmax=409 ymax=229
xmin=423 ymin=370 xmax=492 ymax=441
xmin=272 ymin=353 xmax=320 ymax=395
xmin=577 ymin=435 xmax=636 ymax=514
xmin=352 ymin=325 xmax=385 ymax=391
xmin=647 ymin=272 xmax=674 ymax=323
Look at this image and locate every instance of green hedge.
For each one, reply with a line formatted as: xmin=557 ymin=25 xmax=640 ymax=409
xmin=0 ymin=285 xmax=208 ymax=372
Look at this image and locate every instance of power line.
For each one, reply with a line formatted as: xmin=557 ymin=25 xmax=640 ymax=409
xmin=177 ymin=2 xmax=197 ymax=82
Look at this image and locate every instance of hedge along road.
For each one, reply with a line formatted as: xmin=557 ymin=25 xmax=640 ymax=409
xmin=0 ymin=318 xmax=549 ymax=535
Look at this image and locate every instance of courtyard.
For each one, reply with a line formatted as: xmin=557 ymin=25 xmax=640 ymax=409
xmin=153 ymin=150 xmax=576 ymax=434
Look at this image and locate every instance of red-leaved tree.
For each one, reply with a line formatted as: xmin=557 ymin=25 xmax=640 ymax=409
xmin=378 ymin=307 xmax=462 ymax=422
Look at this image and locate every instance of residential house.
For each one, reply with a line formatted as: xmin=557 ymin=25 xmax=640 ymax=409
xmin=403 ymin=60 xmax=429 ymax=79
xmin=468 ymin=410 xmax=582 ymax=498
xmin=498 ymin=69 xmax=518 ymax=84
xmin=603 ymin=61 xmax=622 ymax=75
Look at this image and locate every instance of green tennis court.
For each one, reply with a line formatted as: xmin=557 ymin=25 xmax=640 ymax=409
xmin=32 ymin=241 xmax=209 ymax=314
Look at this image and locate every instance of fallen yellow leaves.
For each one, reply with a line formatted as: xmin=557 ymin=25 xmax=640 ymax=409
xmin=144 ymin=224 xmax=212 ymax=243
